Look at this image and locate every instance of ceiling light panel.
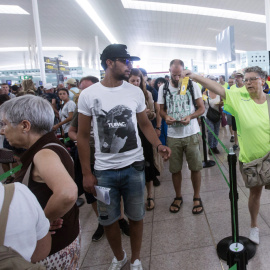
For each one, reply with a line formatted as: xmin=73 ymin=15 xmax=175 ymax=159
xmin=121 ymin=0 xmax=266 ymax=23
xmin=75 ymin=0 xmax=118 ymax=44
xmin=0 ymin=5 xmax=29 ymax=15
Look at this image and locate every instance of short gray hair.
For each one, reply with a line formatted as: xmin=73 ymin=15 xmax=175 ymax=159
xmin=0 ymin=95 xmax=54 ymax=134
xmin=244 ymin=66 xmax=266 ymax=79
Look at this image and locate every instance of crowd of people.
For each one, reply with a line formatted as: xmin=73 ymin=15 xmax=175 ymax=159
xmin=0 ymin=43 xmax=269 ymax=270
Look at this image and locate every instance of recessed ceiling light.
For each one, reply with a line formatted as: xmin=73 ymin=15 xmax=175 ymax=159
xmin=122 ymin=0 xmax=265 ymax=23
xmin=138 ymin=41 xmax=245 ymax=54
xmin=75 ymin=0 xmax=118 ymax=44
xmin=0 ymin=5 xmax=29 ymax=15
xmin=0 ymin=47 xmax=82 ymax=52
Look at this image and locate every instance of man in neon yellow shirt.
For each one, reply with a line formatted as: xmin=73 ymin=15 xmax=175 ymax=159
xmin=219 ymin=75 xmax=228 ymax=89
xmin=182 ymin=66 xmax=270 ymax=246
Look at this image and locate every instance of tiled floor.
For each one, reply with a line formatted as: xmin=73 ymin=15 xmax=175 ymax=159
xmin=78 ymin=126 xmax=270 ymax=270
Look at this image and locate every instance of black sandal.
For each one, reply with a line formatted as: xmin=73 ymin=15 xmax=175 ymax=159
xmin=192 ymin=198 xmax=204 ymax=215
xmin=169 ymin=197 xmax=183 ymax=213
xmin=146 ymin=198 xmax=155 ymax=211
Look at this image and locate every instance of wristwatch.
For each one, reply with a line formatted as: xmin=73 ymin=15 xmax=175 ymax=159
xmin=155 ymin=127 xmax=161 ymax=131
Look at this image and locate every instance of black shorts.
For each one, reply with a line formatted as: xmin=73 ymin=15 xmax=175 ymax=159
xmin=232 ymin=116 xmax=237 ymax=131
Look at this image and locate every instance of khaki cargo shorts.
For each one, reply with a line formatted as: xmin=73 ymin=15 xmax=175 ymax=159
xmin=167 ymin=134 xmax=202 ymax=173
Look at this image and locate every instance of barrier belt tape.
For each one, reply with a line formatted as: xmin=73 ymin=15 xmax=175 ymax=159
xmin=199 ymin=131 xmax=230 ymax=188
xmin=64 ymin=137 xmax=70 ymax=143
xmin=229 ymin=264 xmax=237 ymax=270
xmin=202 ymin=118 xmax=229 ymax=154
xmin=0 ymin=164 xmax=22 ymax=182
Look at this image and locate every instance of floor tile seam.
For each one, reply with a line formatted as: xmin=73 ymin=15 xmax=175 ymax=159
xmin=79 ymin=243 xmax=92 ymax=269
xmin=148 ymin=186 xmax=155 ymax=270
xmin=202 ymin=210 xmax=226 ymax=270
xmin=205 ymin=206 xmax=250 ymax=217
xmin=150 ymin=243 xmax=216 ymax=258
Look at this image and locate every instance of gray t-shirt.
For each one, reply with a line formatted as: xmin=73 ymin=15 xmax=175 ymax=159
xmin=60 ymin=100 xmax=76 ymax=133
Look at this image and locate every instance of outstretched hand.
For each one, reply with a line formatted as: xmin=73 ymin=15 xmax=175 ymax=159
xmin=181 ymin=69 xmax=193 ymax=78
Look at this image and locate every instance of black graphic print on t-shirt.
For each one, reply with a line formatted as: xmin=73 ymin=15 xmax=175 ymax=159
xmin=91 ymin=98 xmax=137 ymax=153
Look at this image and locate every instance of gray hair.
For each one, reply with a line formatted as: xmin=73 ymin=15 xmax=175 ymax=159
xmin=244 ymin=66 xmax=266 ymax=79
xmin=0 ymin=95 xmax=54 ymax=134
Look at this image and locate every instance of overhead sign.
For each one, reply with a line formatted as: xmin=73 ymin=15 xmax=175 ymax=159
xmin=59 ymin=60 xmax=69 ymax=66
xmin=44 ymin=57 xmax=57 ymax=65
xmin=45 ymin=63 xmax=58 ymax=73
xmin=20 ymin=75 xmax=33 ymax=80
xmin=44 ymin=57 xmax=70 ymax=74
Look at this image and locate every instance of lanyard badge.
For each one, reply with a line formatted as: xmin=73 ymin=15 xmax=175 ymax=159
xmin=178 ymin=77 xmax=189 ymax=95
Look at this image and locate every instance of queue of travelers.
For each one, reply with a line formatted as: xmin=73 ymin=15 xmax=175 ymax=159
xmin=0 ymin=42 xmax=269 ymax=270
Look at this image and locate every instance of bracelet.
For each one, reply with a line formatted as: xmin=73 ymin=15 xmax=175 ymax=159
xmin=155 ymin=127 xmax=161 ymax=131
xmin=156 ymin=143 xmax=163 ymax=152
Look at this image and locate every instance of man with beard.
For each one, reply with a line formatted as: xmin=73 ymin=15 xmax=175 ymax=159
xmin=77 ymin=44 xmax=171 ymax=270
xmin=158 ymin=59 xmax=205 ymax=215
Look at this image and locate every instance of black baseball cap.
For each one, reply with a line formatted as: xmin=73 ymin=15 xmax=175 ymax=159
xmin=100 ymin=44 xmax=140 ymax=61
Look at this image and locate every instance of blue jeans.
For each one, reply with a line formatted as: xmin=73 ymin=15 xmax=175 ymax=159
xmin=94 ymin=163 xmax=145 ymax=226
xmin=206 ymin=118 xmax=221 ymax=149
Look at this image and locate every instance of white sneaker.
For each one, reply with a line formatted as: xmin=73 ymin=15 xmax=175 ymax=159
xmin=108 ymin=250 xmax=127 ymax=270
xmin=130 ymin=259 xmax=143 ymax=270
xmin=249 ymin=227 xmax=259 ymax=244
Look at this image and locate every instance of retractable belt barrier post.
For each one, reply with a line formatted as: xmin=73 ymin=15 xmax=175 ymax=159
xmin=200 ymin=118 xmax=257 ymax=270
xmin=217 ymin=148 xmax=256 ymax=270
xmin=200 ymin=116 xmax=215 ymax=168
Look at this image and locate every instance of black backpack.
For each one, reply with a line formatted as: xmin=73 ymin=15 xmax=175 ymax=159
xmin=163 ymin=79 xmax=198 ymax=111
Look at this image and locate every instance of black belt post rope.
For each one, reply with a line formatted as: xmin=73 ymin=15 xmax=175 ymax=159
xmin=217 ymin=148 xmax=256 ymax=270
xmin=201 ymin=116 xmax=215 ymax=168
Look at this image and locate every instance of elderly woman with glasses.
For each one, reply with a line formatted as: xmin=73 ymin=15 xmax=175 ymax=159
xmin=0 ymin=95 xmax=80 ymax=269
xmin=182 ymin=66 xmax=270 ymax=246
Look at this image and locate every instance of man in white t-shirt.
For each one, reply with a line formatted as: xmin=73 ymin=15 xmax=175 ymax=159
xmin=158 ymin=59 xmax=205 ymax=215
xmin=77 ymin=44 xmax=171 ymax=270
xmin=0 ymin=182 xmax=51 ymax=263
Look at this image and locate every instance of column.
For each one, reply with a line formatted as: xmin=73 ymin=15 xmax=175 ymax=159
xmin=32 ymin=0 xmax=46 ymax=83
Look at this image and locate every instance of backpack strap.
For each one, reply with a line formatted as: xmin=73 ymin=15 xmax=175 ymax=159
xmin=22 ymin=143 xmax=73 ymax=187
xmin=69 ymin=89 xmax=76 ymax=95
xmin=188 ymin=79 xmax=198 ymax=111
xmin=163 ymin=81 xmax=172 ymax=111
xmin=0 ymin=183 xmax=15 ymax=245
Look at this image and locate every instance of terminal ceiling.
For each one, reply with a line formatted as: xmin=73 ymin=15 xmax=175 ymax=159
xmin=0 ymin=0 xmax=267 ymax=71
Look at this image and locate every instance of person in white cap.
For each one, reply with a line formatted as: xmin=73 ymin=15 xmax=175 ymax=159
xmin=42 ymin=83 xmax=58 ymax=117
xmin=66 ymin=78 xmax=79 ymax=101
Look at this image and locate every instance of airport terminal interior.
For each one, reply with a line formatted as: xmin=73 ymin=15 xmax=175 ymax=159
xmin=1 ymin=0 xmax=270 ymax=270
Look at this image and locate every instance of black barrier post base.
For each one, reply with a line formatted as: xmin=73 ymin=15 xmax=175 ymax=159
xmin=202 ymin=160 xmax=216 ymax=168
xmin=217 ymin=236 xmax=256 ymax=266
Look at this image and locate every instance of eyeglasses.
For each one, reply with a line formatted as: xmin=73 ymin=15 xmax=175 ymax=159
xmin=113 ymin=58 xmax=132 ymax=66
xmin=243 ymin=77 xmax=261 ymax=83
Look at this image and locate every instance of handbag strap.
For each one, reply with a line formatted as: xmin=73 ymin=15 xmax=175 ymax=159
xmin=22 ymin=143 xmax=73 ymax=187
xmin=267 ymin=94 xmax=270 ymax=143
xmin=0 ymin=183 xmax=15 ymax=245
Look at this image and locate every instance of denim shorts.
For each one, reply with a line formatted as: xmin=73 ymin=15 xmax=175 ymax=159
xmin=94 ymin=161 xmax=145 ymax=226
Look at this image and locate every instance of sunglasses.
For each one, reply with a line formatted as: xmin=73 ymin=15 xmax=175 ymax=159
xmin=113 ymin=58 xmax=132 ymax=66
